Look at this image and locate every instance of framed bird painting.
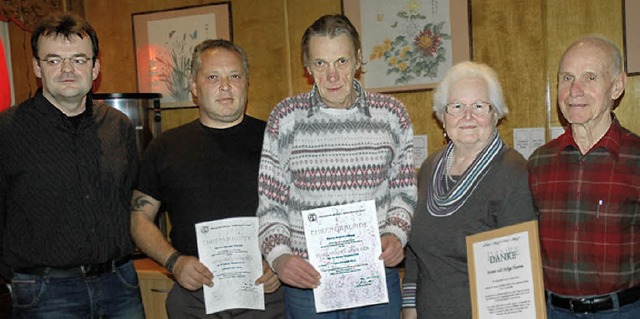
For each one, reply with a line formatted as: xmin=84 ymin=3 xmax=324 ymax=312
xmin=133 ymin=2 xmax=232 ymax=107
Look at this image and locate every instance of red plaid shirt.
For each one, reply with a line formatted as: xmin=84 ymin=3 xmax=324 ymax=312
xmin=528 ymin=117 xmax=640 ymax=296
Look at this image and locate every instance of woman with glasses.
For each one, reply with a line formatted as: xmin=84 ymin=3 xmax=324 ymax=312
xmin=401 ymin=61 xmax=537 ymax=319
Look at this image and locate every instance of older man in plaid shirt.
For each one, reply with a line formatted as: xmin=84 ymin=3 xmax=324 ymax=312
xmin=529 ymin=35 xmax=640 ymax=318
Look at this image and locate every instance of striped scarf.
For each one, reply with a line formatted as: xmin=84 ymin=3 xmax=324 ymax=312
xmin=426 ymin=131 xmax=506 ymax=217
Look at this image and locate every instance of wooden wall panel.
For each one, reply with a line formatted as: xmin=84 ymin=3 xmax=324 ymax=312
xmin=85 ymin=0 xmax=293 ymax=130
xmin=401 ymin=0 xmax=548 ymax=155
xmin=285 ymin=0 xmax=341 ymax=97
xmin=469 ymin=0 xmax=547 ymax=147
xmin=393 ymin=90 xmax=441 ymax=151
xmin=545 ymin=0 xmax=639 ymax=135
xmin=84 ymin=0 xmax=139 ymax=94
xmin=7 ymin=24 xmax=38 ymax=102
xmin=86 ymin=0 xmax=207 ymax=131
xmin=4 ymin=0 xmax=65 ymax=103
xmin=231 ymin=0 xmax=289 ymax=121
xmin=622 ymin=78 xmax=640 ymax=133
xmin=85 ymin=0 xmax=325 ymax=127
xmin=6 ymin=0 xmax=639 ymax=138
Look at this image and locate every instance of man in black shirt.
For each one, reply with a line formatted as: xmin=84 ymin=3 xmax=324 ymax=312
xmin=131 ymin=39 xmax=284 ymax=318
xmin=0 ymin=13 xmax=144 ymax=318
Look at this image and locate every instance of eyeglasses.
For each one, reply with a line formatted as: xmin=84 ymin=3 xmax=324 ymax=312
xmin=445 ymin=101 xmax=493 ymax=116
xmin=38 ymin=56 xmax=94 ymax=68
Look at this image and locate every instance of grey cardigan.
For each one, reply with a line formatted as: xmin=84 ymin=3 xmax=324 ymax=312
xmin=403 ymin=147 xmax=537 ymax=318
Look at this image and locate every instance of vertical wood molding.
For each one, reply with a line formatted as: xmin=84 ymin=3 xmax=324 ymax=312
xmin=62 ymin=0 xmax=85 ymax=16
xmin=283 ymin=0 xmax=293 ymax=96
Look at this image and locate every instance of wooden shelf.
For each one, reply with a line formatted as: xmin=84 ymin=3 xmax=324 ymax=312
xmin=134 ymin=258 xmax=173 ymax=319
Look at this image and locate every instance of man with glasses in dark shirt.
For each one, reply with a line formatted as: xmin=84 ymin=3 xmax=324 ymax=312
xmin=0 ymin=13 xmax=144 ymax=318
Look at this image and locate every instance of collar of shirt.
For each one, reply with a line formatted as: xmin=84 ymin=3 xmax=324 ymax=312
xmin=33 ymin=88 xmax=94 ymax=128
xmin=307 ymin=79 xmax=371 ymax=118
xmin=34 ymin=88 xmax=93 ymax=117
xmin=554 ymin=114 xmax=623 ymax=161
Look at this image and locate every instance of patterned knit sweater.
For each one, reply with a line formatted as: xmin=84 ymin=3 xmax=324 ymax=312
xmin=257 ymin=81 xmax=417 ymax=266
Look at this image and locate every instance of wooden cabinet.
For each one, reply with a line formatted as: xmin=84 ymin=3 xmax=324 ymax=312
xmin=134 ymin=258 xmax=174 ymax=319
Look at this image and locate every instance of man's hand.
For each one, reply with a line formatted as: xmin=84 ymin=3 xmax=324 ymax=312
xmin=379 ymin=234 xmax=404 ymax=267
xmin=272 ymin=254 xmax=321 ymax=289
xmin=172 ymin=255 xmax=214 ymax=291
xmin=256 ymin=259 xmax=281 ymax=293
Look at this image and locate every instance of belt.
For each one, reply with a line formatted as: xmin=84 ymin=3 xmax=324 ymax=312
xmin=14 ymin=256 xmax=131 ymax=278
xmin=548 ymin=286 xmax=640 ymax=313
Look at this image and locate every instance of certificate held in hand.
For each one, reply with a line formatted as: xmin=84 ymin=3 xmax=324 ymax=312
xmin=302 ymin=200 xmax=388 ymax=313
xmin=195 ymin=217 xmax=265 ymax=314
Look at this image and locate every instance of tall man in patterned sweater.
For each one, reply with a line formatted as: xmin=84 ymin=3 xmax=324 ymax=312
xmin=257 ymin=14 xmax=417 ymax=318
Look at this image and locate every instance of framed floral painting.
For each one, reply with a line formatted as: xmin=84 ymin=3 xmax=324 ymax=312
xmin=343 ymin=0 xmax=471 ymax=92
xmin=133 ymin=3 xmax=232 ymax=107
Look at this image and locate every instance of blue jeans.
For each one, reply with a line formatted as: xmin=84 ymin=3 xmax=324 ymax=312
xmin=10 ymin=260 xmax=145 ymax=319
xmin=546 ymin=291 xmax=640 ymax=319
xmin=284 ymin=268 xmax=401 ymax=319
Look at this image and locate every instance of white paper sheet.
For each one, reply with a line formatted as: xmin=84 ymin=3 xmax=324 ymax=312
xmin=302 ymin=200 xmax=388 ymax=313
xmin=513 ymin=128 xmax=546 ymax=159
xmin=414 ymin=134 xmax=429 ymax=169
xmin=195 ymin=217 xmax=264 ymax=314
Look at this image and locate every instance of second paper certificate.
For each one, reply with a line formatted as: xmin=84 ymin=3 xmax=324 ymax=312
xmin=195 ymin=217 xmax=264 ymax=314
xmin=302 ymin=200 xmax=388 ymax=312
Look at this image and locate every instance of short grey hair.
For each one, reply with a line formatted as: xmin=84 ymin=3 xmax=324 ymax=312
xmin=433 ymin=61 xmax=508 ymax=123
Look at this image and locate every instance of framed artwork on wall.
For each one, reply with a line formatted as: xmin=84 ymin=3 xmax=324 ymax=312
xmin=342 ymin=0 xmax=471 ymax=93
xmin=623 ymin=0 xmax=640 ymax=75
xmin=133 ymin=2 xmax=232 ymax=107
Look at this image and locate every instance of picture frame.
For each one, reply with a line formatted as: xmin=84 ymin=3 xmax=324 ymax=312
xmin=342 ymin=0 xmax=471 ymax=93
xmin=132 ymin=2 xmax=232 ymax=107
xmin=466 ymin=220 xmax=546 ymax=319
xmin=623 ymin=0 xmax=640 ymax=75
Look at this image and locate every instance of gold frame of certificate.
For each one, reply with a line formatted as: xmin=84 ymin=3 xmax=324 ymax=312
xmin=466 ymin=220 xmax=546 ymax=319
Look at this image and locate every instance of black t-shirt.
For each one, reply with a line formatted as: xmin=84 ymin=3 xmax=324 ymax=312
xmin=136 ymin=116 xmax=266 ymax=257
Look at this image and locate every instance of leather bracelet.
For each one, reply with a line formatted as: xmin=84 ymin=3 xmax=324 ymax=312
xmin=164 ymin=251 xmax=183 ymax=273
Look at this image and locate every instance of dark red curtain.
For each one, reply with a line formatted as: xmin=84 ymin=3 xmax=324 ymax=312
xmin=0 ymin=36 xmax=10 ymax=111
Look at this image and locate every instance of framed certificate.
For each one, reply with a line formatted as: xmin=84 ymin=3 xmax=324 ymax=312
xmin=466 ymin=220 xmax=546 ymax=319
